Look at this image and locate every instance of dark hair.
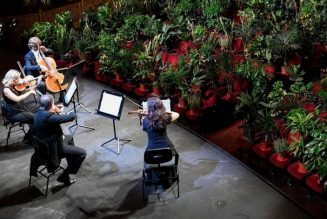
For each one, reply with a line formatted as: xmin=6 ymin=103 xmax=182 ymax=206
xmin=147 ymin=97 xmax=170 ymax=130
xmin=39 ymin=95 xmax=53 ymax=111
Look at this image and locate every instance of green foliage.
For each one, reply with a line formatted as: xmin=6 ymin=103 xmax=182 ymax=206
xmin=158 ymin=66 xmax=179 ymax=96
xmin=273 ymin=138 xmax=289 ymax=155
xmin=234 ymin=60 xmax=268 ymax=96
xmin=235 ymin=93 xmax=262 ymax=144
xmin=187 ymin=93 xmax=202 ymax=109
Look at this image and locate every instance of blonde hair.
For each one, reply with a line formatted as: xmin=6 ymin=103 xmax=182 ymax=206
xmin=2 ymin=69 xmax=20 ymax=86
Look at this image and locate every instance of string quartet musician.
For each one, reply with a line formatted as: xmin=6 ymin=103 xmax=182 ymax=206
xmin=33 ymin=95 xmax=86 ymax=186
xmin=2 ymin=69 xmax=37 ymax=141
xmin=24 ymin=36 xmax=66 ymax=102
xmin=135 ymin=97 xmax=180 ymax=155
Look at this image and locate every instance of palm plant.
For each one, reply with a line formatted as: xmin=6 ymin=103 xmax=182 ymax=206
xmin=235 ymin=92 xmax=262 ymax=144
xmin=268 ymin=25 xmax=301 ymax=65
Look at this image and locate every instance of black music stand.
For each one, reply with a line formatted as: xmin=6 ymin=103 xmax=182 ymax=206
xmin=96 ymin=90 xmax=131 ymax=155
xmin=65 ymin=77 xmax=95 ymax=135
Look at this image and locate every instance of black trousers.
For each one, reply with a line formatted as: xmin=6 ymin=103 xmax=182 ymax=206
xmin=61 ymin=135 xmax=87 ymax=174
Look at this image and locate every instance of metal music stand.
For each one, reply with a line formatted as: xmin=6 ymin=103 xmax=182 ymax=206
xmin=96 ymin=90 xmax=131 ymax=155
xmin=67 ymin=76 xmax=92 ymax=113
xmin=65 ymin=77 xmax=95 ymax=135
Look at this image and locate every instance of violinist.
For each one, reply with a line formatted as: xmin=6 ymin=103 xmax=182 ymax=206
xmin=137 ymin=97 xmax=179 ymax=154
xmin=2 ymin=69 xmax=36 ymax=141
xmin=34 ymin=95 xmax=86 ymax=186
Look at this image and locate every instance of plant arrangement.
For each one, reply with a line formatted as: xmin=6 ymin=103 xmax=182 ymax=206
xmin=25 ymin=1 xmax=327 ymax=181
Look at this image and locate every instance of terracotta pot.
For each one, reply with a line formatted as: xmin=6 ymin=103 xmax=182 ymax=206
xmin=287 ymin=53 xmax=301 ymax=66
xmin=280 ymin=65 xmax=290 ymax=77
xmin=287 ymin=132 xmax=301 ymax=145
xmin=162 ymin=52 xmax=169 ymax=63
xmin=264 ymin=64 xmax=275 ymax=74
xmin=303 ymin=103 xmax=316 ymax=112
xmin=297 ymin=163 xmax=307 ymax=174
xmin=275 ymin=153 xmax=288 ymax=162
xmin=233 ymin=37 xmax=244 ymax=52
xmin=178 ymin=98 xmax=187 ymax=108
xmin=115 ymin=73 xmax=124 ymax=82
xmin=179 ymin=41 xmax=188 ymax=55
xmin=126 ymin=40 xmax=134 ymax=49
xmin=140 ymin=83 xmax=147 ymax=91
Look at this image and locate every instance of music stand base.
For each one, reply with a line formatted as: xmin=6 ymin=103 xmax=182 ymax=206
xmin=69 ymin=123 xmax=95 ymax=135
xmin=101 ymin=137 xmax=132 ymax=155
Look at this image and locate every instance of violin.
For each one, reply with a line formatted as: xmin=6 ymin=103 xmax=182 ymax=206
xmin=14 ymin=75 xmax=39 ymax=91
xmin=128 ymin=109 xmax=148 ymax=116
xmin=15 ymin=61 xmax=39 ymax=91
xmin=128 ymin=109 xmax=173 ymax=116
xmin=38 ymin=48 xmax=68 ymax=93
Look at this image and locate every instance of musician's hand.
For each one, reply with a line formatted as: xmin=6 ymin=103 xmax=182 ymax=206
xmin=29 ymin=90 xmax=36 ymax=96
xmin=40 ymin=65 xmax=48 ymax=72
xmin=50 ymin=69 xmax=56 ymax=76
xmin=39 ymin=46 xmax=47 ymax=53
xmin=30 ymin=85 xmax=37 ymax=90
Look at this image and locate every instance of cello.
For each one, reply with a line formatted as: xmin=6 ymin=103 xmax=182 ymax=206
xmin=39 ymin=50 xmax=68 ymax=93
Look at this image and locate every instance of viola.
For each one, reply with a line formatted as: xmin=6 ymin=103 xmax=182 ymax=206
xmin=39 ymin=50 xmax=68 ymax=93
xmin=50 ymin=104 xmax=64 ymax=114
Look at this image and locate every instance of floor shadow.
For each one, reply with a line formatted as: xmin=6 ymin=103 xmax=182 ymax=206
xmin=0 ymin=186 xmax=45 ymax=208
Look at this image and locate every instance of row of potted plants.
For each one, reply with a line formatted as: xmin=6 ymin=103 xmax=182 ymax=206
xmin=24 ymin=0 xmax=327 ymax=188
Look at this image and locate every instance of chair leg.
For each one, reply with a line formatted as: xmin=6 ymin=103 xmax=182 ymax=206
xmin=6 ymin=126 xmax=12 ymax=151
xmin=28 ymin=176 xmax=32 ymax=188
xmin=45 ymin=178 xmax=50 ymax=197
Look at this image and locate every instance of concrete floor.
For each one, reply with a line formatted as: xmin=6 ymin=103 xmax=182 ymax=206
xmin=0 ymin=74 xmax=313 ymax=219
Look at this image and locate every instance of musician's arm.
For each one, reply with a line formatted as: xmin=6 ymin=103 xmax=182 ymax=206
xmin=3 ymin=87 xmax=35 ymax=102
xmin=24 ymin=55 xmax=42 ymax=73
xmin=48 ymin=112 xmax=76 ymax=124
xmin=169 ymin=111 xmax=180 ymax=122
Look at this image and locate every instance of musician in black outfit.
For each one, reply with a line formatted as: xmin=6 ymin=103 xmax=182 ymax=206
xmin=34 ymin=94 xmax=86 ymax=186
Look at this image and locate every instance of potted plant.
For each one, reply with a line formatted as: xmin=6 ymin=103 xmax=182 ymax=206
xmin=186 ymin=92 xmax=202 ymax=120
xmin=273 ymin=138 xmax=290 ymax=161
xmin=268 ymin=25 xmax=301 ymax=76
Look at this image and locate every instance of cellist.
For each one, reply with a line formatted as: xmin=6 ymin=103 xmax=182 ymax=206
xmin=24 ymin=37 xmax=50 ymax=95
xmin=24 ymin=36 xmax=66 ymax=102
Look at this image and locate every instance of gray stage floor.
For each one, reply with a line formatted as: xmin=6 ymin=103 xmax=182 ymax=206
xmin=0 ymin=77 xmax=311 ymax=219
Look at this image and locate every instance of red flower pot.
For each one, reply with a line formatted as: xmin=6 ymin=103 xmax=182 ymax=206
xmin=287 ymin=53 xmax=301 ymax=66
xmin=264 ymin=64 xmax=275 ymax=74
xmin=167 ymin=53 xmax=179 ymax=68
xmin=287 ymin=132 xmax=301 ymax=145
xmin=303 ymin=103 xmax=316 ymax=112
xmin=162 ymin=52 xmax=169 ymax=63
xmin=233 ymin=37 xmax=244 ymax=52
xmin=280 ymin=66 xmax=290 ymax=77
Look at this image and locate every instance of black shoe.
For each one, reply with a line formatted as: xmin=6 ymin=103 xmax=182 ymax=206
xmin=57 ymin=174 xmax=76 ymax=186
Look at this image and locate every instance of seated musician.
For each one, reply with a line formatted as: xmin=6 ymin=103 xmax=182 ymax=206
xmin=24 ymin=36 xmax=66 ymax=102
xmin=140 ymin=97 xmax=179 ymax=155
xmin=2 ymin=69 xmax=37 ymax=141
xmin=34 ymin=95 xmax=86 ymax=186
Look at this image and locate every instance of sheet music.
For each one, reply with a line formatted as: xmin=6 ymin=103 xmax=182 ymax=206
xmin=142 ymin=99 xmax=171 ymax=112
xmin=99 ymin=92 xmax=123 ymax=117
xmin=64 ymin=78 xmax=77 ymax=105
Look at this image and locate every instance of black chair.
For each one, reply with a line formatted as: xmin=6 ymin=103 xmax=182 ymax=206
xmin=0 ymin=98 xmax=26 ymax=151
xmin=28 ymin=135 xmax=64 ymax=197
xmin=142 ymin=147 xmax=179 ymax=201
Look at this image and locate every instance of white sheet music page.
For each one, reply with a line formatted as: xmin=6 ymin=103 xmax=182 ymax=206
xmin=142 ymin=99 xmax=171 ymax=112
xmin=99 ymin=92 xmax=122 ymax=117
xmin=64 ymin=78 xmax=77 ymax=105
